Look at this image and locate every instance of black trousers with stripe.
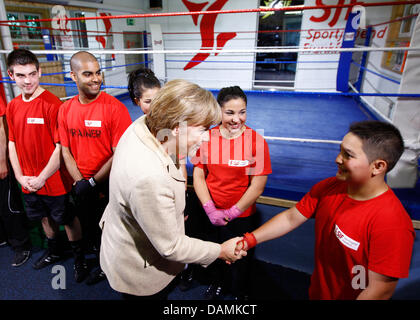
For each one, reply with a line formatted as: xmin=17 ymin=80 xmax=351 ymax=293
xmin=0 ymin=169 xmax=31 ymax=252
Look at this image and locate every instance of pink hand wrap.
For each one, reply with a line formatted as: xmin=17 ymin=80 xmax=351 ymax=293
xmin=223 ymin=205 xmax=243 ymax=222
xmin=203 ymin=200 xmax=227 ymax=226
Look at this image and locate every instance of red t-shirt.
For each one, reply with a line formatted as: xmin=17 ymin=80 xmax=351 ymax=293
xmin=296 ymin=177 xmax=415 ymax=300
xmin=6 ymin=90 xmax=72 ymax=195
xmin=58 ymin=92 xmax=132 ymax=178
xmin=0 ymin=96 xmax=6 ymax=116
xmin=193 ymin=125 xmax=272 ymax=217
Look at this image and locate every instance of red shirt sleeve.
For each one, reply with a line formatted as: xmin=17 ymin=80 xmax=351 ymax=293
xmin=57 ymin=103 xmax=69 ymax=148
xmin=47 ymin=99 xmax=62 ymax=145
xmin=296 ymin=177 xmax=336 ymax=219
xmin=246 ymin=130 xmax=272 ymax=176
xmin=0 ymin=96 xmax=6 ymax=116
xmin=191 ymin=142 xmax=205 ymax=169
xmin=367 ymin=206 xmax=415 ymax=278
xmin=6 ymin=101 xmax=15 ymax=142
xmin=110 ymin=101 xmax=132 ymax=148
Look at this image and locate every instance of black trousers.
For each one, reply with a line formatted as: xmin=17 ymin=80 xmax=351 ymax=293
xmin=72 ymin=182 xmax=109 ymax=253
xmin=206 ymin=212 xmax=259 ymax=296
xmin=0 ymin=171 xmax=31 ymax=252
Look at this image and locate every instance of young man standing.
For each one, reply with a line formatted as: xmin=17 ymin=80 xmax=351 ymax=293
xmin=236 ymin=121 xmax=415 ymax=300
xmin=58 ymin=51 xmax=132 ymax=285
xmin=6 ymin=49 xmax=88 ymax=282
xmin=0 ymin=94 xmax=32 ymax=267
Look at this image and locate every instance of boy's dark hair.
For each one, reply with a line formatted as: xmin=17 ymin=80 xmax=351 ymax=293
xmin=217 ymin=86 xmax=247 ymax=107
xmin=349 ymin=120 xmax=404 ymax=172
xmin=6 ymin=48 xmax=39 ymax=73
xmin=127 ymin=68 xmax=161 ymax=105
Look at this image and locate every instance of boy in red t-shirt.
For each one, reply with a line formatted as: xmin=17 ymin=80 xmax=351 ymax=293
xmin=192 ymin=86 xmax=272 ymax=300
xmin=6 ymin=49 xmax=88 ymax=281
xmin=58 ymin=51 xmax=132 ymax=285
xmin=0 ymin=94 xmax=32 ymax=267
xmin=235 ymin=120 xmax=415 ymax=300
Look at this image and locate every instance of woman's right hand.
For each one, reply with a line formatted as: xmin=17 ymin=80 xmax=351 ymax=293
xmin=219 ymin=237 xmax=247 ymax=264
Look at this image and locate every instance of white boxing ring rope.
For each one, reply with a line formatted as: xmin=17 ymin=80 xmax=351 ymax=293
xmin=1 ymin=46 xmax=420 ymax=55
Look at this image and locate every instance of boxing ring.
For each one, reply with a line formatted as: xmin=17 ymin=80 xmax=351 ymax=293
xmin=0 ymin=1 xmax=419 ymax=300
xmin=119 ymin=89 xmax=420 ymax=300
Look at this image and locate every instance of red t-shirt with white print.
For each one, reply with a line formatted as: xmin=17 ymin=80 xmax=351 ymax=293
xmin=58 ymin=92 xmax=132 ymax=178
xmin=6 ymin=90 xmax=72 ymax=195
xmin=193 ymin=125 xmax=272 ymax=217
xmin=296 ymin=177 xmax=415 ymax=300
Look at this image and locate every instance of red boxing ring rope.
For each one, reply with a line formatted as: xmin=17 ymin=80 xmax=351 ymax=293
xmin=0 ymin=12 xmax=417 ymax=40
xmin=1 ymin=1 xmax=419 ymax=24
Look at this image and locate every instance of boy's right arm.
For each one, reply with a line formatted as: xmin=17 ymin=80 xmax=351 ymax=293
xmin=0 ymin=116 xmax=8 ymax=179
xmin=8 ymin=141 xmax=36 ymax=192
xmin=61 ymin=145 xmax=83 ymax=182
xmin=236 ymin=206 xmax=308 ymax=252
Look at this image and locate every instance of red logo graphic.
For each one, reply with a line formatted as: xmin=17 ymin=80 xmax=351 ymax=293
xmin=309 ymin=0 xmax=364 ymax=28
xmin=96 ymin=13 xmax=115 ymax=59
xmin=182 ymin=0 xmax=237 ymax=70
xmin=52 ymin=5 xmax=70 ymax=34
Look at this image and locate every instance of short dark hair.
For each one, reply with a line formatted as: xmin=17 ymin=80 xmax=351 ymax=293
xmin=127 ymin=68 xmax=161 ymax=105
xmin=217 ymin=86 xmax=247 ymax=107
xmin=6 ymin=49 xmax=39 ymax=73
xmin=349 ymin=120 xmax=404 ymax=172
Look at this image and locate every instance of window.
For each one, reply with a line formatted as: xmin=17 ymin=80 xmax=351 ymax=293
xmin=70 ymin=11 xmax=89 ymax=49
xmin=7 ymin=12 xmax=42 ymax=41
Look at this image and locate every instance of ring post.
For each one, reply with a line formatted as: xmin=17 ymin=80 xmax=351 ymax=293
xmin=149 ymin=23 xmax=166 ymax=82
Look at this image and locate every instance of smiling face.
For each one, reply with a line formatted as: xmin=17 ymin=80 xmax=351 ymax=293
xmin=186 ymin=125 xmax=209 ymax=157
xmin=8 ymin=64 xmax=41 ymax=100
xmin=335 ymin=132 xmax=374 ymax=185
xmin=175 ymin=124 xmax=209 ymax=158
xmin=221 ymin=97 xmax=247 ymax=134
xmin=70 ymin=59 xmax=102 ymax=103
xmin=136 ymin=86 xmax=160 ymax=114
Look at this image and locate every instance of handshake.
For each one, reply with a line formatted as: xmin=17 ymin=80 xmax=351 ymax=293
xmin=203 ymin=200 xmax=243 ymax=226
xmin=218 ymin=232 xmax=257 ymax=264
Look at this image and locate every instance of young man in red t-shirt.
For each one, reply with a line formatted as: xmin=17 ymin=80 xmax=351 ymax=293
xmin=0 ymin=93 xmax=32 ymax=267
xmin=58 ymin=51 xmax=132 ymax=285
xmin=6 ymin=49 xmax=88 ymax=281
xmin=235 ymin=120 xmax=415 ymax=300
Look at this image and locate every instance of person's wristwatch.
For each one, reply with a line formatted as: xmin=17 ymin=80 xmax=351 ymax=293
xmin=88 ymin=177 xmax=97 ymax=187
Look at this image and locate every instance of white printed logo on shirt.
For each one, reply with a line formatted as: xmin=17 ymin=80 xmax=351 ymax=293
xmin=334 ymin=224 xmax=360 ymax=251
xmin=228 ymin=160 xmax=249 ymax=167
xmin=85 ymin=120 xmax=102 ymax=127
xmin=27 ymin=118 xmax=44 ymax=124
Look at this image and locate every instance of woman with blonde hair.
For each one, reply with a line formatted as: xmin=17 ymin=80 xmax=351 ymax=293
xmin=99 ymin=79 xmax=246 ymax=300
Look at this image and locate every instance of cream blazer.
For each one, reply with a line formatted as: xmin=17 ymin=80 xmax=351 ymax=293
xmin=99 ymin=116 xmax=221 ymax=296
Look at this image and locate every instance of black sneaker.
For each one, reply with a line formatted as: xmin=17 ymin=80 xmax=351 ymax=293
xmin=86 ymin=268 xmax=106 ymax=285
xmin=74 ymin=261 xmax=89 ymax=283
xmin=178 ymin=267 xmax=194 ymax=291
xmin=204 ymin=284 xmax=223 ymax=300
xmin=32 ymin=251 xmax=62 ymax=270
xmin=12 ymin=250 xmax=31 ymax=267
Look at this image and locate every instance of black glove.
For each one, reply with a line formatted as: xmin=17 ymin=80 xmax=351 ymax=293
xmin=73 ymin=178 xmax=96 ymax=197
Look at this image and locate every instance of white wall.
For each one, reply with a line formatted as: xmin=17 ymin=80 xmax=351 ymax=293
xmin=79 ymin=0 xmax=258 ymax=90
xmin=41 ymin=0 xmax=409 ymax=107
xmin=156 ymin=0 xmax=259 ymax=89
xmin=295 ymin=0 xmax=397 ymax=95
